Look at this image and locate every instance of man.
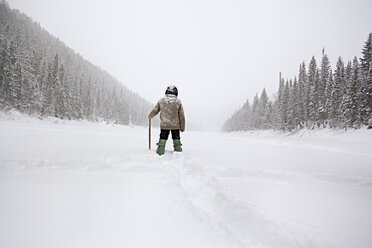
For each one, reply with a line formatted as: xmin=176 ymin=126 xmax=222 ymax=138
xmin=148 ymin=85 xmax=185 ymax=155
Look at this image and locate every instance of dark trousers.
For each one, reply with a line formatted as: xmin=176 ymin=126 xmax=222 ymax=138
xmin=160 ymin=129 xmax=180 ymax=140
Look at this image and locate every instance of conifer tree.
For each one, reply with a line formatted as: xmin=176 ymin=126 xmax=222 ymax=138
xmin=286 ymin=79 xmax=294 ymax=130
xmin=277 ymin=73 xmax=285 ymax=128
xmin=319 ymin=50 xmax=331 ymax=126
xmin=360 ymin=33 xmax=372 ymax=126
xmin=51 ymin=54 xmax=64 ymax=116
xmin=352 ymin=57 xmax=362 ymax=127
xmin=308 ymin=56 xmax=319 ymax=126
xmin=259 ymin=88 xmax=268 ymax=128
xmin=7 ymin=41 xmax=19 ymax=108
xmin=324 ymin=71 xmax=333 ymax=125
xmin=348 ymin=57 xmax=361 ymax=127
xmin=251 ymin=93 xmax=260 ymax=129
xmin=298 ymin=62 xmax=307 ymax=125
xmin=11 ymin=60 xmax=22 ymax=109
xmin=360 ymin=33 xmax=372 ymax=73
xmin=342 ymin=61 xmax=354 ymax=128
xmin=263 ymin=101 xmax=273 ymax=129
xmin=362 ymin=63 xmax=372 ymax=127
xmin=282 ymin=81 xmax=290 ymax=130
xmin=291 ymin=77 xmax=301 ymax=129
xmin=330 ymin=57 xmax=345 ymax=127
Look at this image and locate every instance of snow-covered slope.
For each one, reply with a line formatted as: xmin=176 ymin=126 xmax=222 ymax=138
xmin=1 ymin=114 xmax=372 ymax=248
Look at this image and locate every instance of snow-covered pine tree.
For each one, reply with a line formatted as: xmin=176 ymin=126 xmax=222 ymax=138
xmin=286 ymin=79 xmax=295 ymax=130
xmin=264 ymin=101 xmax=274 ymax=129
xmin=350 ymin=57 xmax=361 ymax=128
xmin=94 ymin=84 xmax=103 ymax=119
xmin=341 ymin=61 xmax=354 ymax=129
xmin=362 ymin=63 xmax=372 ymax=127
xmin=360 ymin=33 xmax=372 ymax=126
xmin=308 ymin=56 xmax=319 ymax=127
xmin=38 ymin=60 xmax=48 ymax=115
xmin=54 ymin=63 xmax=66 ymax=117
xmin=258 ymin=88 xmax=268 ymax=128
xmin=282 ymin=80 xmax=290 ymax=130
xmin=270 ymin=98 xmax=280 ymax=130
xmin=330 ymin=57 xmax=345 ymax=128
xmin=242 ymin=99 xmax=252 ymax=130
xmin=70 ymin=75 xmax=83 ymax=119
xmin=7 ymin=41 xmax=19 ymax=109
xmin=52 ymin=54 xmax=65 ymax=117
xmin=277 ymin=73 xmax=285 ymax=129
xmin=11 ymin=59 xmax=22 ymax=109
xmin=251 ymin=93 xmax=260 ymax=129
xmin=291 ymin=77 xmax=301 ymax=129
xmin=78 ymin=77 xmax=85 ymax=119
xmin=17 ymin=33 xmax=35 ymax=113
xmin=42 ymin=60 xmax=54 ymax=116
xmin=319 ymin=50 xmax=331 ymax=127
xmin=324 ymin=71 xmax=333 ymax=126
xmin=29 ymin=46 xmax=43 ymax=114
xmin=81 ymin=77 xmax=93 ymax=119
xmin=298 ymin=62 xmax=307 ymax=126
xmin=360 ymin=33 xmax=372 ymax=73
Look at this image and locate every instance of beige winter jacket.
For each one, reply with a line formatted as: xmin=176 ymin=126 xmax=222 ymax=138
xmin=148 ymin=94 xmax=185 ymax=131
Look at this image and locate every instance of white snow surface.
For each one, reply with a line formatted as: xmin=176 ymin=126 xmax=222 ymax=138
xmin=1 ymin=112 xmax=372 ymax=248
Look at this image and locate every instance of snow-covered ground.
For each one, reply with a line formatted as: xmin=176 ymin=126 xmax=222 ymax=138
xmin=1 ymin=113 xmax=372 ymax=248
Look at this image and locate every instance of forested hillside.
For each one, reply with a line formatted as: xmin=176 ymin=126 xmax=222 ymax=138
xmin=0 ymin=1 xmax=152 ymax=125
xmin=223 ymin=34 xmax=372 ymax=131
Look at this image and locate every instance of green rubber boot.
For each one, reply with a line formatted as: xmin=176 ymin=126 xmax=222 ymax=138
xmin=173 ymin=139 xmax=182 ymax=152
xmin=156 ymin=139 xmax=167 ymax=155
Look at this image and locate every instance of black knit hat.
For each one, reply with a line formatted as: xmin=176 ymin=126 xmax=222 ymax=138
xmin=165 ymin=85 xmax=178 ymax=96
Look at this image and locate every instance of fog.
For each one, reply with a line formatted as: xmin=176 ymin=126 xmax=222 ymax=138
xmin=8 ymin=0 xmax=372 ymax=130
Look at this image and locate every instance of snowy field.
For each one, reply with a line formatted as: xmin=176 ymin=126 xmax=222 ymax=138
xmin=1 ymin=113 xmax=372 ymax=248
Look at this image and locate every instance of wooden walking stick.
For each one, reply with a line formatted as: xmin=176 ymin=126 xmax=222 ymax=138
xmin=149 ymin=119 xmax=151 ymax=150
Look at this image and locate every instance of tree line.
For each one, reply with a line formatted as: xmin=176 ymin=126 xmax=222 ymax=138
xmin=223 ymin=33 xmax=372 ymax=132
xmin=0 ymin=1 xmax=152 ymax=125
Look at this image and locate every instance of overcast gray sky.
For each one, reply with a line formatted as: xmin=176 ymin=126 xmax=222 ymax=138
xmin=8 ymin=0 xmax=372 ymax=130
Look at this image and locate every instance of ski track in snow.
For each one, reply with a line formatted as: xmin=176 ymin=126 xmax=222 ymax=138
xmin=1 ymin=117 xmax=372 ymax=248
